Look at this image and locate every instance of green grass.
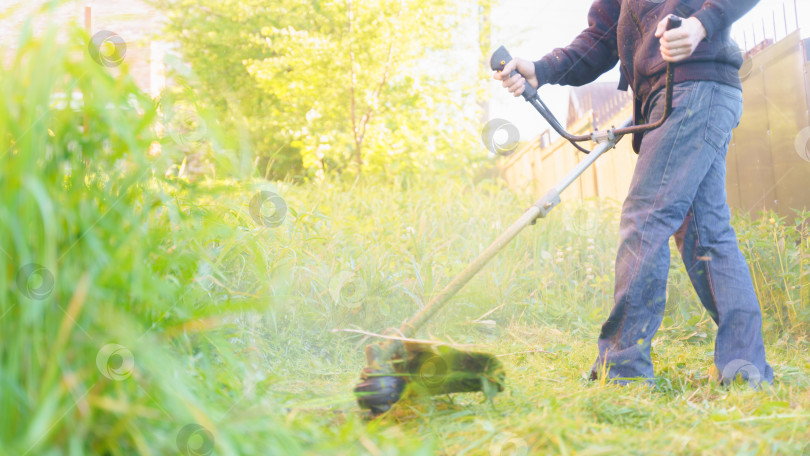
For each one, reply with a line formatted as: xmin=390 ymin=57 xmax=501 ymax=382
xmin=331 ymin=333 xmax=810 ymax=455
xmin=3 ymin=16 xmax=810 ymax=456
xmin=249 ymin=180 xmax=810 ymax=455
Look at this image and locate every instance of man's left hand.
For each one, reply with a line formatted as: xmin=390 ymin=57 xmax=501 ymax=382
xmin=655 ymin=16 xmax=707 ymax=62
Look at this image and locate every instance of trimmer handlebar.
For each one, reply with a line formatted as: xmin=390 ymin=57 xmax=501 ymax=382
xmin=490 ymin=46 xmax=538 ymax=101
xmin=491 ymin=14 xmax=683 ymax=153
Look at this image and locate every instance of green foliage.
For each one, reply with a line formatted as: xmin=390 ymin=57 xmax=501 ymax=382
xmin=735 ymin=209 xmax=810 ymax=338
xmin=154 ymin=0 xmax=483 ymax=180
xmin=1 ymin=20 xmax=180 ymax=454
xmin=154 ymin=0 xmax=300 ymax=179
xmin=1 ymin=20 xmax=323 ymax=456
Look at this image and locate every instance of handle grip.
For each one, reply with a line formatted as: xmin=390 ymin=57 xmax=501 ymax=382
xmin=666 ymin=15 xmax=682 ymax=30
xmin=490 ymin=45 xmax=538 ymax=100
xmin=661 ymin=15 xmax=682 ymax=119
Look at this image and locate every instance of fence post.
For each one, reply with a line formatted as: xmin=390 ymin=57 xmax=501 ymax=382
xmin=83 ymin=5 xmax=91 ymax=135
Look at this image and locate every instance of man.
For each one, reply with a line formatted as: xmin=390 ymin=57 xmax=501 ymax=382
xmin=494 ymin=0 xmax=773 ymax=386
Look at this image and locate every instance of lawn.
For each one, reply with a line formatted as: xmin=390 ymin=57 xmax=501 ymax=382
xmin=247 ymin=180 xmax=810 ymax=456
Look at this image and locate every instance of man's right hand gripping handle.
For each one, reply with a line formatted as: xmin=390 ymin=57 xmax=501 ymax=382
xmin=490 ymin=46 xmax=538 ymax=101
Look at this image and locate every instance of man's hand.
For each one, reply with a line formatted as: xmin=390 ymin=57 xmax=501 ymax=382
xmin=655 ymin=16 xmax=707 ymax=62
xmin=492 ymin=56 xmax=538 ymax=97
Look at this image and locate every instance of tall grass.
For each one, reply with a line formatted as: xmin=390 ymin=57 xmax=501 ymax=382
xmin=736 ymin=210 xmax=810 ymax=338
xmin=0 ymin=20 xmax=303 ymax=456
xmin=0 ymin=18 xmax=434 ymax=456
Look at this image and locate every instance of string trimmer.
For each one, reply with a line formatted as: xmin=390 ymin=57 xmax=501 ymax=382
xmin=353 ymin=16 xmax=683 ymax=416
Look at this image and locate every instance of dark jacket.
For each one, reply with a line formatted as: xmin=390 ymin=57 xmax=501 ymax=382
xmin=533 ymin=0 xmax=759 ymax=151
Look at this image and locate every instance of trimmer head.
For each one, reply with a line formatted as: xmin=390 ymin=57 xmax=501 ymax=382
xmin=353 ymin=343 xmax=407 ymax=415
xmin=354 ymin=340 xmax=506 ymax=415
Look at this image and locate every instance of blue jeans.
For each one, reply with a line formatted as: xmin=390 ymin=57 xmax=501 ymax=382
xmin=591 ymin=80 xmax=774 ymax=386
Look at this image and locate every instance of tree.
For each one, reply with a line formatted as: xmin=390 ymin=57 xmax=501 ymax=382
xmin=155 ymin=0 xmax=482 ymax=179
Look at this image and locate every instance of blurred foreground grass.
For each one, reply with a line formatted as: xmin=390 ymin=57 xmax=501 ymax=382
xmin=2 ymin=19 xmax=809 ymax=456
